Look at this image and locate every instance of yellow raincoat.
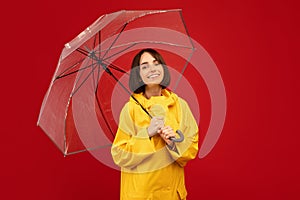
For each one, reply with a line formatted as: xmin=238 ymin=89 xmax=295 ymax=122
xmin=111 ymin=89 xmax=198 ymax=200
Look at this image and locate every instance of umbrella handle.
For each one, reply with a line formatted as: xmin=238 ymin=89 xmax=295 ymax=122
xmin=170 ymin=130 xmax=184 ymax=143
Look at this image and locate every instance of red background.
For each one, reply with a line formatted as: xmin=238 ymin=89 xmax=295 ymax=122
xmin=1 ymin=0 xmax=299 ymax=199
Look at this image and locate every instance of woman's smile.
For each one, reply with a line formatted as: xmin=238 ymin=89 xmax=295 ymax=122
xmin=147 ymin=72 xmax=161 ymax=79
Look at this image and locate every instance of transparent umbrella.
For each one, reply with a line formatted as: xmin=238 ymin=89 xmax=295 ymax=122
xmin=37 ymin=9 xmax=195 ymax=156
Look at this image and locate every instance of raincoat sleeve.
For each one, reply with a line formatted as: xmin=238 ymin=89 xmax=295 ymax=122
xmin=111 ymin=103 xmax=156 ymax=170
xmin=167 ymin=99 xmax=199 ymax=167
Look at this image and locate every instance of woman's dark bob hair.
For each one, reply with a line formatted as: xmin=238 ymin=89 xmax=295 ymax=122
xmin=129 ymin=48 xmax=170 ymax=93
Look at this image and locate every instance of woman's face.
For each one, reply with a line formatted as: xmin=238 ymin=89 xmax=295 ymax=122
xmin=139 ymin=52 xmax=164 ymax=86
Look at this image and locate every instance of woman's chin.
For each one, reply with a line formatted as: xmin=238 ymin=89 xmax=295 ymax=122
xmin=145 ymin=82 xmax=161 ymax=86
xmin=144 ymin=79 xmax=163 ymax=86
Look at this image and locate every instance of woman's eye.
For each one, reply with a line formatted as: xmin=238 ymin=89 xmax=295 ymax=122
xmin=154 ymin=61 xmax=160 ymax=66
xmin=141 ymin=65 xmax=148 ymax=70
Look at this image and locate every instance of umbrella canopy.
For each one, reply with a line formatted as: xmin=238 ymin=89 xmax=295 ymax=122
xmin=37 ymin=9 xmax=196 ymax=156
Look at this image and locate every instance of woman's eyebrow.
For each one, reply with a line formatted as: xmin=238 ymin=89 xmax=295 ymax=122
xmin=140 ymin=61 xmax=149 ymax=65
xmin=140 ymin=59 xmax=158 ymax=65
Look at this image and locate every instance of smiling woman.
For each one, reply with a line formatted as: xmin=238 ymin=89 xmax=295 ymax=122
xmin=129 ymin=48 xmax=170 ymax=95
xmin=111 ymin=48 xmax=199 ymax=200
xmin=139 ymin=52 xmax=165 ymax=86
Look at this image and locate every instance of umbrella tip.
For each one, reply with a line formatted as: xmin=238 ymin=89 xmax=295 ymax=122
xmin=65 ymin=43 xmax=71 ymax=49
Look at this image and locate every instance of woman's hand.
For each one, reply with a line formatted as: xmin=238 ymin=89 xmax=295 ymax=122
xmin=147 ymin=116 xmax=164 ymax=137
xmin=158 ymin=126 xmax=176 ymax=146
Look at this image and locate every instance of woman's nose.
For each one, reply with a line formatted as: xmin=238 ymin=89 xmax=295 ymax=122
xmin=149 ymin=64 xmax=156 ymax=71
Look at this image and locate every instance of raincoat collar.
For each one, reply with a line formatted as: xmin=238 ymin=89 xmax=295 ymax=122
xmin=131 ymin=89 xmax=178 ymax=109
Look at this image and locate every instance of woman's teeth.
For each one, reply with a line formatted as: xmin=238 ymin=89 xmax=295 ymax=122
xmin=148 ymin=74 xmax=159 ymax=78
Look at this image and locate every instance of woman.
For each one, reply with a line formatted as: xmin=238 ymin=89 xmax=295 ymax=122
xmin=111 ymin=48 xmax=198 ymax=200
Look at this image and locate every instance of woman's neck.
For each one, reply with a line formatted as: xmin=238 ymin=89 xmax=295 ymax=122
xmin=144 ymin=85 xmax=162 ymax=99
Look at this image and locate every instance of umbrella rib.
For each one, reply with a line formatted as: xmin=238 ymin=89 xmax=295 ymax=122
xmin=101 ymin=22 xmax=128 ymax=60
xmin=71 ymin=62 xmax=98 ymax=96
xmin=55 ymin=57 xmax=86 ymax=79
xmin=173 ymin=49 xmax=195 ymax=91
xmin=56 ymin=61 xmax=97 ymax=80
xmin=76 ymin=48 xmax=90 ymax=57
xmin=98 ymin=31 xmax=101 ymax=60
xmin=102 ymin=42 xmax=137 ymax=62
xmin=173 ymin=10 xmax=196 ymax=91
xmin=95 ymin=63 xmax=101 ymax=93
xmin=57 ymin=47 xmax=101 ymax=81
xmin=91 ymin=56 xmax=97 ymax=92
xmin=56 ymin=47 xmax=93 ymax=79
xmin=93 ymin=31 xmax=98 ymax=50
xmin=102 ymin=60 xmax=128 ymax=74
xmin=179 ymin=10 xmax=195 ymax=50
xmin=102 ymin=41 xmax=193 ymax=55
xmin=98 ymin=42 xmax=138 ymax=75
xmin=101 ymin=41 xmax=192 ymax=65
